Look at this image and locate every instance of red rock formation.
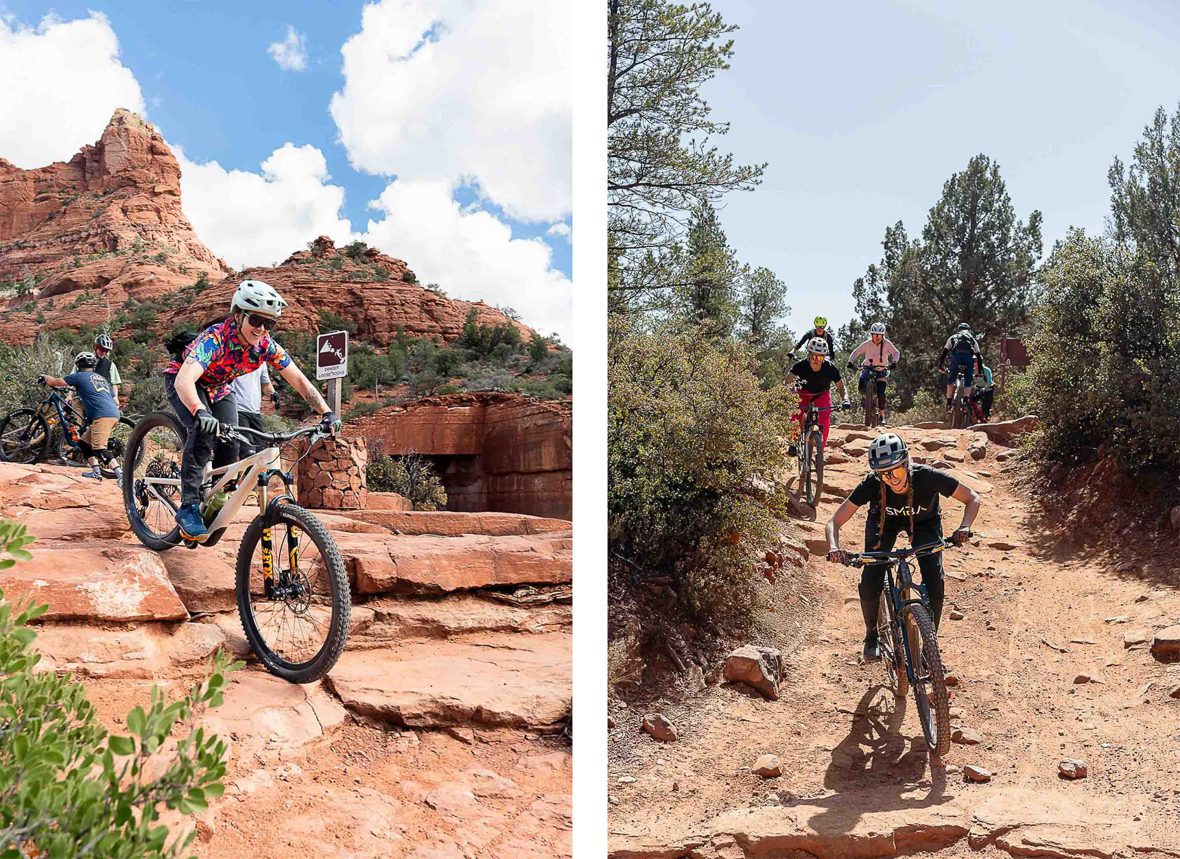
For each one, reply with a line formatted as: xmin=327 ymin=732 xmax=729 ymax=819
xmin=346 ymin=392 xmax=571 ymax=520
xmin=165 ymin=235 xmax=532 ymax=346
xmin=0 ymin=114 xmax=534 ymax=346
xmin=0 ymin=109 xmax=231 ymax=342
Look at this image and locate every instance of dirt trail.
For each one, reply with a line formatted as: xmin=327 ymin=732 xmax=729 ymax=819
xmin=608 ymin=423 xmax=1180 ymax=859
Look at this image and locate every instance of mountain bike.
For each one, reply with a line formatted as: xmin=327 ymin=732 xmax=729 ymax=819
xmin=943 ymin=364 xmax=973 ymax=430
xmin=853 ymin=365 xmax=892 ymax=429
xmin=0 ymin=384 xmax=134 ymax=477
xmin=795 ymin=401 xmax=846 ymax=507
xmin=121 ymin=412 xmax=350 ymax=683
xmin=843 ymin=539 xmax=955 ymax=756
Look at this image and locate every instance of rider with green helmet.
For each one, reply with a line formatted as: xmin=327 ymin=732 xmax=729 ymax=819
xmin=794 ymin=315 xmax=836 ymax=358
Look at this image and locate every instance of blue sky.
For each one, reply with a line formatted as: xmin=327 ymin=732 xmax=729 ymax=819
xmin=0 ymin=1 xmax=572 ymax=340
xmin=702 ymin=0 xmax=1180 ymax=339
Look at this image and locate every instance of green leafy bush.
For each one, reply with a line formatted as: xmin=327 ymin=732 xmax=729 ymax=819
xmin=608 ymin=318 xmax=793 ymax=632
xmin=365 ymin=453 xmax=447 ymax=510
xmin=0 ymin=520 xmax=238 ymax=857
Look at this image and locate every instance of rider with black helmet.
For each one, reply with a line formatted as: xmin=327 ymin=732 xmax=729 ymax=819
xmin=824 ymin=433 xmax=981 ymax=662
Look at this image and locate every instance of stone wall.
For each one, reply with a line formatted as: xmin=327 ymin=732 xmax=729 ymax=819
xmin=295 ymin=436 xmax=368 ymax=510
xmin=347 ymin=393 xmax=571 ymax=520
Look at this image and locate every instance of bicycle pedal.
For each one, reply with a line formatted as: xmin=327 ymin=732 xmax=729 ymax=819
xmin=183 ymin=539 xmax=199 ymax=549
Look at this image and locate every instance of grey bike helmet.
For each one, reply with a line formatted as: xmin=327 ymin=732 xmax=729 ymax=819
xmin=806 ymin=336 xmax=830 ymax=356
xmin=869 ymin=322 xmax=886 ymax=335
xmin=956 ymin=322 xmax=971 ymax=332
xmin=231 ymin=279 xmax=288 ymax=317
xmin=74 ymin=351 xmax=98 ymax=370
xmin=868 ymin=433 xmax=909 ymax=471
xmin=94 ymin=333 xmax=113 ymax=350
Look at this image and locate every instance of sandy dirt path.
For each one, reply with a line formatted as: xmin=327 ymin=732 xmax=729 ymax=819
xmin=608 ymin=423 xmax=1180 ymax=859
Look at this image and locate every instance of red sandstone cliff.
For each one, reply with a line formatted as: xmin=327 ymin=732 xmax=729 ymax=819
xmin=0 ymin=111 xmax=533 ymax=346
xmin=0 ymin=109 xmax=231 ymax=341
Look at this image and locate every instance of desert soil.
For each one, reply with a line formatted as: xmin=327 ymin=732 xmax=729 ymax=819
xmin=608 ymin=422 xmax=1180 ymax=859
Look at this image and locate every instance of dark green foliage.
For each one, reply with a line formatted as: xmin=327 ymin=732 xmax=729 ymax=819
xmin=608 ymin=318 xmax=792 ymax=631
xmin=316 ymin=310 xmax=357 ymax=336
xmin=0 ymin=520 xmax=238 ymax=858
xmin=365 ymin=453 xmax=447 ymax=510
xmin=327 ymin=256 xmax=344 ymax=271
xmin=403 ymin=269 xmax=418 ymax=284
xmin=851 ymin=156 xmax=1043 ymax=409
xmin=344 ymin=241 xmax=368 ymax=261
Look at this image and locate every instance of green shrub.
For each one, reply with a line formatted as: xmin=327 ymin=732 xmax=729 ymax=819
xmin=403 ymin=269 xmax=418 ymax=284
xmin=344 ymin=241 xmax=368 ymax=261
xmin=327 ymin=257 xmax=344 ymax=271
xmin=893 ymin=387 xmax=945 ymax=426
xmin=0 ymin=520 xmax=238 ymax=857
xmin=608 ymin=317 xmax=793 ymax=632
xmin=365 ymin=453 xmax=447 ymax=510
xmin=343 ymin=401 xmax=382 ymax=421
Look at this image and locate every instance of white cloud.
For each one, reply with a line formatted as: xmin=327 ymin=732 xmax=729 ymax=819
xmin=359 ymin=178 xmax=572 ymax=343
xmin=546 ymin=222 xmax=571 ymax=240
xmin=267 ymin=26 xmax=308 ymax=72
xmin=330 ymin=0 xmax=571 ymax=222
xmin=177 ymin=143 xmax=353 ymax=269
xmin=0 ymin=12 xmax=145 ymax=168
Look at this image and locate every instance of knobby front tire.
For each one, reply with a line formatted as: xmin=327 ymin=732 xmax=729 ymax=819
xmin=903 ymin=602 xmax=951 ymax=756
xmin=805 ymin=429 xmax=824 ymax=507
xmin=236 ymin=503 xmax=351 ymax=684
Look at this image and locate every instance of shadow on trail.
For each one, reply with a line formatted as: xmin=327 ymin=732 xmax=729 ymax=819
xmin=803 ymin=684 xmax=952 ymax=836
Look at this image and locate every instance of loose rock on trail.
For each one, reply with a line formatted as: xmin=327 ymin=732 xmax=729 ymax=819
xmin=0 ymin=461 xmax=572 ymax=857
xmin=608 ymin=421 xmax=1180 ymax=859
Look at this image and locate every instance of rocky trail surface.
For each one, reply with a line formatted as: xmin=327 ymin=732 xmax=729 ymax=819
xmin=0 ymin=461 xmax=572 ymax=857
xmin=608 ymin=422 xmax=1180 ymax=859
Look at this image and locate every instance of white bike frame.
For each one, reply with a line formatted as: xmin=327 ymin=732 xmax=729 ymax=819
xmin=143 ymin=443 xmax=283 ymax=534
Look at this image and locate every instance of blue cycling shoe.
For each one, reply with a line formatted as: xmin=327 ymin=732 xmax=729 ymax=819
xmin=176 ymin=503 xmax=209 ymax=542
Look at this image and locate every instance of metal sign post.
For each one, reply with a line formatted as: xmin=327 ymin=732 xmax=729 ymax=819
xmin=316 ymin=330 xmax=349 ymax=415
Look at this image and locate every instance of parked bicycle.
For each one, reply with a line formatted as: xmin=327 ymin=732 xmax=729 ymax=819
xmin=842 ymin=539 xmax=955 ymax=756
xmin=0 ymin=384 xmax=134 ymax=476
xmin=121 ymin=412 xmax=350 ymax=683
xmin=795 ymin=402 xmax=847 ymax=507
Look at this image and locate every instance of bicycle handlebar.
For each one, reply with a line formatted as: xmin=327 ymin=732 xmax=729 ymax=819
xmin=843 ymin=537 xmax=962 ymax=568
xmin=216 ymin=422 xmax=330 ymax=446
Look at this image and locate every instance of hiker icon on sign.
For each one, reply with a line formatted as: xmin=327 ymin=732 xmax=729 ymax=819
xmin=316 ymin=331 xmax=349 ymax=381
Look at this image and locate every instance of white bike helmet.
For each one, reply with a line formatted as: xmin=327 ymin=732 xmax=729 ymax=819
xmin=74 ymin=351 xmax=98 ymax=370
xmin=869 ymin=322 xmax=886 ymax=335
xmin=94 ymin=333 xmax=113 ymax=350
xmin=868 ymin=433 xmax=909 ymax=471
xmin=806 ymin=336 xmax=829 ymax=356
xmin=231 ymin=279 xmax=287 ymax=317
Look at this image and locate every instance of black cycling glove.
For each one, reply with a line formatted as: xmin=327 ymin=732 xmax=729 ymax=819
xmin=319 ymin=411 xmax=342 ymax=436
xmin=194 ymin=408 xmax=220 ymax=437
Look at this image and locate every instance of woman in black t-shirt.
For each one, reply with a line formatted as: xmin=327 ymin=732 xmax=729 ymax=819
xmin=823 ymin=433 xmax=981 ymax=662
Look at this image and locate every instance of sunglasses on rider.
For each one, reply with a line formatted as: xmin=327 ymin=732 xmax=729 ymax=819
xmin=245 ymin=313 xmax=278 ymax=330
xmin=879 ymin=464 xmax=908 ymax=484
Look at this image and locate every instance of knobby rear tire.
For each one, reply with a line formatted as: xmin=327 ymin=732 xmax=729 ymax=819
xmin=236 ymin=503 xmax=351 ymax=684
xmin=864 ymin=383 xmax=876 ymax=429
xmin=122 ymin=411 xmax=185 ymax=551
xmin=0 ymin=409 xmax=49 ymax=464
xmin=878 ymin=593 xmax=908 ymax=699
xmin=903 ymin=602 xmax=951 ymax=756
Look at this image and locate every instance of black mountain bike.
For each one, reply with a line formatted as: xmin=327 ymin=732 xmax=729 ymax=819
xmin=0 ymin=384 xmax=134 ymax=477
xmin=843 ymin=539 xmax=956 ymax=756
xmin=795 ymin=402 xmax=846 ymax=507
xmin=944 ymin=364 xmax=974 ymax=430
xmin=853 ymin=365 xmax=892 ymax=429
xmin=122 ymin=413 xmax=350 ymax=683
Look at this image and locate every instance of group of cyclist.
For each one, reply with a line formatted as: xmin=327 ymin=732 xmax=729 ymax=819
xmin=785 ymin=315 xmax=989 ymax=662
xmin=36 ymin=279 xmax=340 ymax=543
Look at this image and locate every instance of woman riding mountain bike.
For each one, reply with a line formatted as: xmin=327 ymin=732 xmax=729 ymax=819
xmin=785 ymin=337 xmax=850 ymax=456
xmin=847 ymin=322 xmax=901 ymax=426
xmin=166 ymin=279 xmax=341 ymax=543
xmin=824 ymin=433 xmax=981 ymax=662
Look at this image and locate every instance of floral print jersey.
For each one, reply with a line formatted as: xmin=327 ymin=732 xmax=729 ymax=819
xmin=164 ymin=318 xmax=292 ymax=404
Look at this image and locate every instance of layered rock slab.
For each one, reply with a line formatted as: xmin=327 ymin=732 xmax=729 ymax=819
xmin=325 ymin=631 xmax=571 ymax=729
xmin=33 ymin=621 xmax=225 ymax=678
xmin=0 ymin=539 xmax=187 ymax=621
